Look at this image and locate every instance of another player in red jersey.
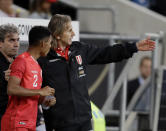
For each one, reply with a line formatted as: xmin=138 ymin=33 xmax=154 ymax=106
xmin=1 ymin=26 xmax=56 ymax=131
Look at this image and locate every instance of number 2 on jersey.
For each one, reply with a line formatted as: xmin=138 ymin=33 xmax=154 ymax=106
xmin=33 ymin=74 xmax=38 ymax=87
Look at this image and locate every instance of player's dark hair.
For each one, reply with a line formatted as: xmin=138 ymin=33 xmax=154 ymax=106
xmin=29 ymin=26 xmax=51 ymax=46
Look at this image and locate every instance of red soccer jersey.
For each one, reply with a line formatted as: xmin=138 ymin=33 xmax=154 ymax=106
xmin=1 ymin=52 xmax=42 ymax=130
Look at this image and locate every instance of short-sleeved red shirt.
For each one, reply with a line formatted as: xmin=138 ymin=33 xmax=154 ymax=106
xmin=2 ymin=52 xmax=42 ymax=129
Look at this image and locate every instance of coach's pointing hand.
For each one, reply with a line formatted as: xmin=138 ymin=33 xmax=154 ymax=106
xmin=136 ymin=37 xmax=155 ymax=51
xmin=39 ymin=86 xmax=55 ymax=96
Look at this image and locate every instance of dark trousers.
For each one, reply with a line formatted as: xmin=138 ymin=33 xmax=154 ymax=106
xmin=46 ymin=120 xmax=92 ymax=131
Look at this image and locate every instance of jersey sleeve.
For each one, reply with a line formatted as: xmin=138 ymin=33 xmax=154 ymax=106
xmin=10 ymin=57 xmax=26 ymax=79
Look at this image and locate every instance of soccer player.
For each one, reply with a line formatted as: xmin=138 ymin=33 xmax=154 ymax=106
xmin=1 ymin=26 xmax=55 ymax=131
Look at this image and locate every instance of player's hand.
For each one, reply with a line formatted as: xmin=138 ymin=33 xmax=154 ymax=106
xmin=43 ymin=96 xmax=56 ymax=107
xmin=39 ymin=86 xmax=55 ymax=96
xmin=4 ymin=69 xmax=11 ymax=81
xmin=136 ymin=37 xmax=155 ymax=51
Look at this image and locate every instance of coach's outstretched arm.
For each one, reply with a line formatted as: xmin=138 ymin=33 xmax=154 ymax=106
xmin=7 ymin=76 xmax=55 ymax=97
xmin=83 ymin=37 xmax=155 ymax=64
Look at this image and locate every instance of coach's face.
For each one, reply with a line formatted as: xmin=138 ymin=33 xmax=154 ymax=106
xmin=59 ymin=22 xmax=75 ymax=46
xmin=0 ymin=33 xmax=20 ymax=57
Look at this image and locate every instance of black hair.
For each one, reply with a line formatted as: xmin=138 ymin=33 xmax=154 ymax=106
xmin=29 ymin=26 xmax=51 ymax=46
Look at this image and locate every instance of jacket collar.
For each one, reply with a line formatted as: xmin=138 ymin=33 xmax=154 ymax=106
xmin=0 ymin=51 xmax=11 ymax=64
xmin=47 ymin=42 xmax=79 ymax=59
xmin=47 ymin=49 xmax=58 ymax=58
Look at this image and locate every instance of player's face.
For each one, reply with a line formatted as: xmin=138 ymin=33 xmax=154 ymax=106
xmin=0 ymin=33 xmax=20 ymax=57
xmin=41 ymin=36 xmax=52 ymax=56
xmin=59 ymin=22 xmax=75 ymax=46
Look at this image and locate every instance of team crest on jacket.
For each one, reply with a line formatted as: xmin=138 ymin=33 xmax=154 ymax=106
xmin=76 ymin=55 xmax=82 ymax=65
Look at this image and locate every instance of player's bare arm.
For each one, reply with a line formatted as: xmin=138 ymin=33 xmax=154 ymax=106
xmin=7 ymin=76 xmax=55 ymax=96
xmin=39 ymin=86 xmax=55 ymax=96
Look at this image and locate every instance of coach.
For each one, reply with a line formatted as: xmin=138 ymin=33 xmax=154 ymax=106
xmin=0 ymin=24 xmax=20 ymax=130
xmin=38 ymin=14 xmax=155 ymax=131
